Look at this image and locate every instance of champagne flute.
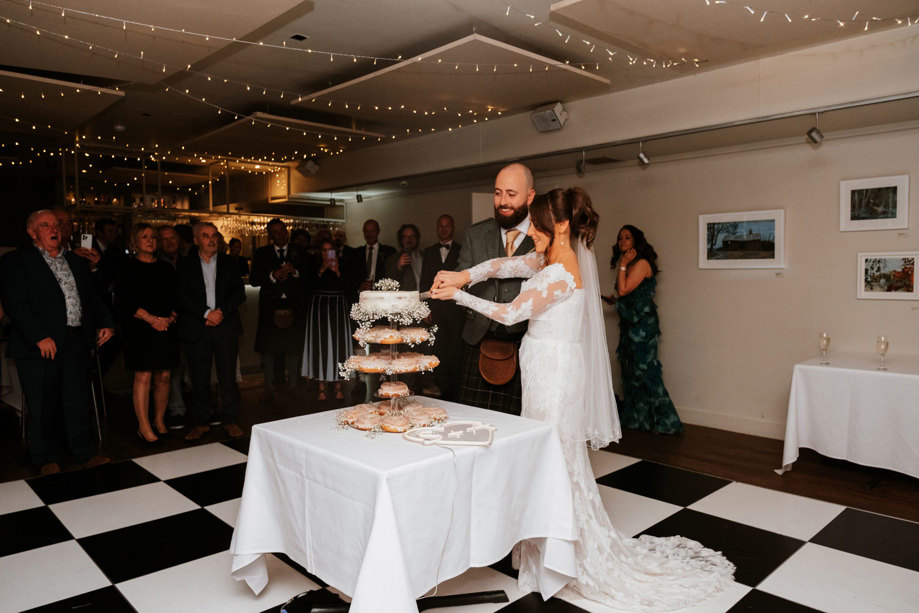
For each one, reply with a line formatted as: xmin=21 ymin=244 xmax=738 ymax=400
xmin=818 ymin=332 xmax=831 ymax=365
xmin=876 ymin=335 xmax=889 ymax=371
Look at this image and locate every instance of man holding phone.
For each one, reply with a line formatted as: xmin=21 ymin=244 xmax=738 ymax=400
xmin=384 ymin=223 xmax=423 ymax=290
xmin=249 ymin=218 xmax=308 ymax=405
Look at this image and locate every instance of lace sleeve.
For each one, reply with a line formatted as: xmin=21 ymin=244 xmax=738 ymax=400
xmin=454 ymin=264 xmax=574 ymax=326
xmin=466 ymin=252 xmax=544 ymax=286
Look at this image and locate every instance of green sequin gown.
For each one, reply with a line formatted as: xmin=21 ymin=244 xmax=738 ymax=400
xmin=616 ymin=276 xmax=683 ymax=434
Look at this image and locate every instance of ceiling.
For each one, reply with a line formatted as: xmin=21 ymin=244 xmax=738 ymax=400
xmin=1 ymin=0 xmax=918 ymax=193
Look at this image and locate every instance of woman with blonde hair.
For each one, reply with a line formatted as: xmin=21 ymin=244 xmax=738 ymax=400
xmin=114 ymin=223 xmax=179 ymax=442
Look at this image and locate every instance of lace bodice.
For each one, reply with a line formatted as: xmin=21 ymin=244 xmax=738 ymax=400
xmin=454 ymin=256 xmax=578 ymax=329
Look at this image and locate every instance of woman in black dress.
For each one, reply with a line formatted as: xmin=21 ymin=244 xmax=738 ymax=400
xmin=115 ymin=223 xmax=179 ymax=442
xmin=301 ymin=239 xmax=352 ymax=400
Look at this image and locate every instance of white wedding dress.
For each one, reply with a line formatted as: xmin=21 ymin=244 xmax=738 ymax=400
xmin=453 ymin=250 xmax=734 ymax=611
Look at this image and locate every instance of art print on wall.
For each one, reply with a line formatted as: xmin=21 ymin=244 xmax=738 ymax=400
xmin=857 ymin=252 xmax=918 ymax=300
xmin=840 ymin=175 xmax=909 ymax=231
xmin=698 ymin=209 xmax=785 ymax=269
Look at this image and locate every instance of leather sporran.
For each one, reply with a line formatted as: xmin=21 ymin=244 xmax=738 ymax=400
xmin=478 ymin=338 xmax=517 ymax=386
xmin=272 ymin=308 xmax=294 ymax=329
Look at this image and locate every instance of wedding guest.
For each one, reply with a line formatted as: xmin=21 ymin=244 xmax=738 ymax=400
xmin=157 ymin=224 xmax=187 ymax=429
xmin=385 ymin=224 xmax=422 ymax=290
xmin=0 ymin=210 xmax=114 ymax=474
xmin=609 ymin=225 xmax=682 ymax=434
xmin=228 ymin=238 xmax=250 ymax=278
xmin=176 ymin=222 xmax=246 ymax=441
xmin=114 ymin=223 xmax=179 ymax=443
xmin=302 ymin=239 xmax=352 ymax=400
xmin=420 ymin=215 xmax=462 ymax=399
xmin=250 ymin=219 xmax=308 ymax=404
xmin=157 ymin=225 xmax=182 ymax=268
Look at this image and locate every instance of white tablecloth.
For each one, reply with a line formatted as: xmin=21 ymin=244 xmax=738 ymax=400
xmin=780 ymin=353 xmax=919 ymax=478
xmin=230 ymin=401 xmax=577 ymax=612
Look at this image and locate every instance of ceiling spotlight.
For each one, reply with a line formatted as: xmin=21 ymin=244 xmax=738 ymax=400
xmin=637 ymin=141 xmax=650 ymax=166
xmin=356 ymin=193 xmax=363 ymax=203
xmin=807 ymin=112 xmax=824 ymax=144
xmin=329 ymin=197 xmax=336 ymax=206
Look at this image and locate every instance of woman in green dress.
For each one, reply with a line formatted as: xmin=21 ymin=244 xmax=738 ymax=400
xmin=611 ymin=225 xmax=683 ymax=434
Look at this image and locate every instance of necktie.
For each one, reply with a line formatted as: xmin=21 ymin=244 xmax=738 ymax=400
xmin=440 ymin=244 xmax=449 ymax=262
xmin=505 ymin=229 xmax=520 ymax=257
xmin=278 ymin=247 xmax=285 ymax=262
xmin=366 ymin=245 xmax=373 ymax=278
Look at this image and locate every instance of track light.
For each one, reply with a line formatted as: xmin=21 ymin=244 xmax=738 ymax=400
xmin=356 ymin=193 xmax=363 ymax=203
xmin=807 ymin=112 xmax=824 ymax=144
xmin=575 ymin=150 xmax=586 ymax=176
xmin=637 ymin=141 xmax=650 ymax=166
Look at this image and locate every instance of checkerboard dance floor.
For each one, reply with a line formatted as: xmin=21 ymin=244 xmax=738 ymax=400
xmin=1 ymin=438 xmax=917 ymax=612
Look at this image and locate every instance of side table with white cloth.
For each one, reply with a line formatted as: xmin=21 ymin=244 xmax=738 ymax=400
xmin=230 ymin=401 xmax=578 ymax=613
xmin=779 ymin=352 xmax=919 ymax=479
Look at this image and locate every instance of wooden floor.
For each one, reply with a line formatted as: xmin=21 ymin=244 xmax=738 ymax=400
xmin=2 ymin=377 xmax=917 ymax=523
xmin=613 ymin=424 xmax=919 ymax=523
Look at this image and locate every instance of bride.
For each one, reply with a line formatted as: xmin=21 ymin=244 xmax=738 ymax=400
xmin=430 ymin=187 xmax=734 ymax=611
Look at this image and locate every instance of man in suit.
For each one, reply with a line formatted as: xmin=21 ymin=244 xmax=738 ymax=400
xmin=0 ymin=210 xmax=115 ymax=474
xmin=249 ymin=219 xmax=308 ymax=405
xmin=454 ymin=163 xmax=535 ymax=414
xmin=351 ymin=219 xmax=396 ymax=296
xmin=176 ymin=221 xmax=246 ymax=441
xmin=385 ymin=223 xmax=423 ymax=290
xmin=420 ymin=215 xmax=463 ymax=400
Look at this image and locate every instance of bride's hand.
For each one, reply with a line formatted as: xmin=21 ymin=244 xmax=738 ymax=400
xmin=433 ymin=270 xmax=469 ymax=289
xmin=429 ymin=285 xmax=459 ymax=301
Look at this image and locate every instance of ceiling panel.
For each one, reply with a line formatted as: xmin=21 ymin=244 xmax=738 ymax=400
xmin=0 ymin=69 xmax=123 ymax=134
xmin=550 ymin=0 xmax=919 ymax=66
xmin=293 ymin=34 xmax=610 ymax=133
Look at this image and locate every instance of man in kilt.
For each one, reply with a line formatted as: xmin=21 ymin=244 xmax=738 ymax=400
xmin=454 ymin=163 xmax=535 ymax=415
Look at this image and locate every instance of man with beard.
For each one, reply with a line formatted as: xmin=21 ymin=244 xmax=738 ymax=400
xmin=453 ymin=163 xmax=535 ymax=414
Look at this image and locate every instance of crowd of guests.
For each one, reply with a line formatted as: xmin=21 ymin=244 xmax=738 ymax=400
xmin=1 ymin=162 xmax=682 ymax=476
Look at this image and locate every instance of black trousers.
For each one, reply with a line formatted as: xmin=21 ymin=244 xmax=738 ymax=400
xmin=16 ymin=327 xmax=97 ymax=465
xmin=185 ymin=328 xmax=240 ymax=426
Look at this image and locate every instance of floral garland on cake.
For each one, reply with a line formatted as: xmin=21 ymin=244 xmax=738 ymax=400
xmin=349 ymin=278 xmax=431 ymax=326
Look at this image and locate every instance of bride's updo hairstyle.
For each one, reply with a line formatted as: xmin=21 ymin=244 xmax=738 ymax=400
xmin=529 ymin=187 xmax=599 ymax=249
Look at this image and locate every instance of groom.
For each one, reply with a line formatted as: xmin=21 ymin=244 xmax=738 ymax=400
xmin=454 ymin=163 xmax=535 ymax=415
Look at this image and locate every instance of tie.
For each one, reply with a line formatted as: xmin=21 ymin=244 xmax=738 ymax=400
xmin=505 ymin=229 xmax=520 ymax=257
xmin=440 ymin=244 xmax=449 ymax=263
xmin=366 ymin=245 xmax=373 ymax=278
xmin=277 ymin=247 xmax=285 ymax=262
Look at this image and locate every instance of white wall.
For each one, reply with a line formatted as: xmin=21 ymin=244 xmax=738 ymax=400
xmin=324 ymin=25 xmax=919 ymax=440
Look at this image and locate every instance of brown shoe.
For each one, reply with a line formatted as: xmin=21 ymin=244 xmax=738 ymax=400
xmin=184 ymin=425 xmax=210 ymax=441
xmin=223 ymin=423 xmax=244 ymax=438
xmin=81 ymin=456 xmax=110 ymax=469
xmin=40 ymin=462 xmax=61 ymax=476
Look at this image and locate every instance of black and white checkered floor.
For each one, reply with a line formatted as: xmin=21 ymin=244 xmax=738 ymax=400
xmin=1 ymin=439 xmax=917 ymax=613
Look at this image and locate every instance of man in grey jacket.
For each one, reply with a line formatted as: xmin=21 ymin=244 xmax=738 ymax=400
xmin=454 ymin=163 xmax=535 ymax=414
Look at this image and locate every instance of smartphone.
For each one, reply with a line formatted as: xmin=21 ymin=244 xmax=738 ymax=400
xmin=80 ymin=233 xmax=93 ymax=249
xmin=326 ymin=249 xmax=337 ymax=262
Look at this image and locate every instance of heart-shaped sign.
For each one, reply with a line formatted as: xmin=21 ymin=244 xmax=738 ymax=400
xmin=403 ymin=421 xmax=496 ymax=447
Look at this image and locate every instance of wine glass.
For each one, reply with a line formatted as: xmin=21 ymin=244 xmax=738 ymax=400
xmin=818 ymin=332 xmax=831 ymax=365
xmin=876 ymin=335 xmax=889 ymax=371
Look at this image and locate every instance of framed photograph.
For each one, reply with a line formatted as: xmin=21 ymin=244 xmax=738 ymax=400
xmin=699 ymin=209 xmax=785 ymax=269
xmin=857 ymin=252 xmax=918 ymax=300
xmin=840 ymin=175 xmax=909 ymax=231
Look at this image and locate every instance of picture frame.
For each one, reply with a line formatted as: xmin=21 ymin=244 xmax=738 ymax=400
xmin=856 ymin=252 xmax=919 ymax=300
xmin=698 ymin=209 xmax=785 ymax=269
xmin=840 ymin=175 xmax=909 ymax=231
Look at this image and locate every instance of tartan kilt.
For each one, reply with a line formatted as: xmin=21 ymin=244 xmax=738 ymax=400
xmin=457 ymin=341 xmax=522 ymax=415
